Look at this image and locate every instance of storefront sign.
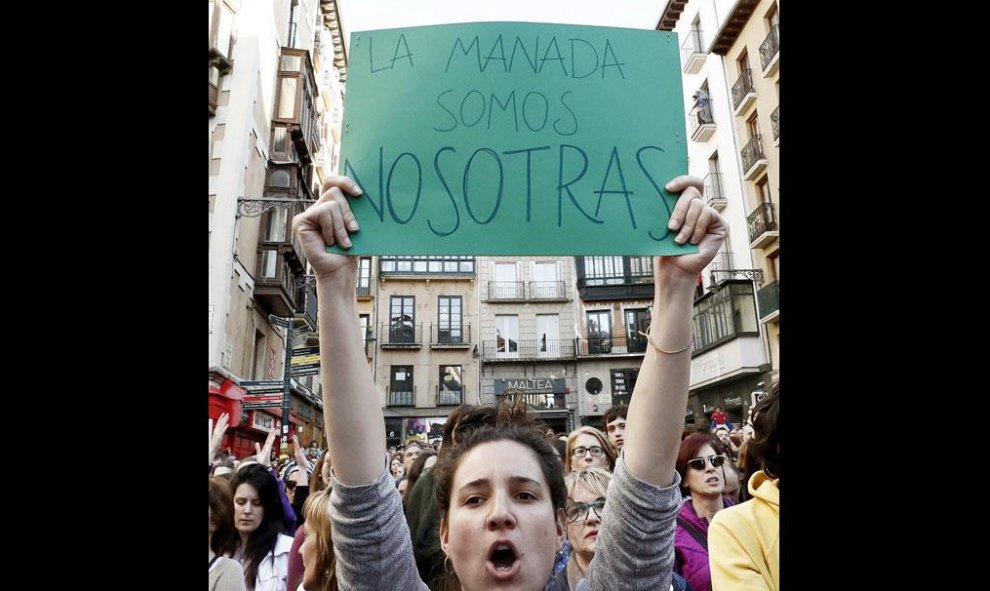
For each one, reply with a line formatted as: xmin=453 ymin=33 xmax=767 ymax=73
xmin=494 ymin=377 xmax=565 ymax=395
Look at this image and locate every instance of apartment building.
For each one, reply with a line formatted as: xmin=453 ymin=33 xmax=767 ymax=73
xmin=659 ymin=0 xmax=779 ymax=426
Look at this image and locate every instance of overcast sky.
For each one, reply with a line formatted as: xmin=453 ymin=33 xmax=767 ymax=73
xmin=336 ymin=0 xmax=667 ymax=50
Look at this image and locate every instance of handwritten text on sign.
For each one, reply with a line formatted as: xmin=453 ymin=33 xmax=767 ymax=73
xmin=334 ymin=22 xmax=692 ymax=255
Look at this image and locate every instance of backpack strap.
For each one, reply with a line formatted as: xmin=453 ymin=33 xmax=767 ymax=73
xmin=676 ymin=516 xmax=708 ymax=551
xmin=208 ymin=555 xmax=220 ymax=570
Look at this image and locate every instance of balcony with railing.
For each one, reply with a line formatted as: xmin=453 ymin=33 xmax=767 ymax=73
xmin=380 ymin=322 xmax=424 ymax=349
xmin=528 ymin=281 xmax=567 ymax=301
xmin=254 ymin=249 xmax=304 ymax=318
xmin=576 ymin=257 xmax=654 ymax=301
xmin=430 ymin=324 xmax=472 ymax=349
xmin=731 ymin=68 xmax=756 ymax=115
xmin=704 ymin=172 xmax=726 ymax=211
xmin=759 ymin=25 xmax=779 ymax=77
xmin=747 ymin=202 xmax=778 ymax=248
xmin=707 ymin=250 xmax=734 ymax=286
xmin=689 ymin=103 xmax=716 ymax=142
xmin=758 ymin=279 xmax=779 ymax=322
xmin=481 ymin=339 xmax=576 ymax=361
xmin=680 ymin=29 xmax=706 ymax=74
xmin=771 ymin=106 xmax=779 ymax=147
xmin=488 ymin=281 xmax=525 ymax=301
xmin=209 ymin=81 xmax=218 ymax=117
xmin=387 ymin=387 xmax=415 ymax=407
xmin=495 ymin=391 xmax=567 ymax=411
xmin=740 ymin=134 xmax=767 ymax=180
xmin=274 ymin=48 xmax=320 ymax=165
xmin=356 ymin=281 xmax=371 ymax=298
xmin=576 ymin=334 xmax=647 ymax=356
xmin=436 ymin=386 xmax=465 ymax=406
xmin=300 ymin=281 xmax=318 ymax=330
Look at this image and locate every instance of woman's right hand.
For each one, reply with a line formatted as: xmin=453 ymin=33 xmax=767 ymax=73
xmin=292 ymin=175 xmax=364 ymax=279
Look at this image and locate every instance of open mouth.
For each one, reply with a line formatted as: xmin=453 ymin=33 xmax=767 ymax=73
xmin=487 ymin=541 xmax=521 ymax=580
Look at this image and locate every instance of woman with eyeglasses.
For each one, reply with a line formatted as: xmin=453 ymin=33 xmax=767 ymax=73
xmin=564 ymin=426 xmax=616 ymax=473
xmin=672 ymin=432 xmax=735 ymax=591
xmin=292 ymin=173 xmax=727 ymax=590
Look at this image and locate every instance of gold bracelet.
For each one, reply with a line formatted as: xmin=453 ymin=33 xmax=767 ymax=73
xmin=638 ymin=331 xmax=693 ymax=355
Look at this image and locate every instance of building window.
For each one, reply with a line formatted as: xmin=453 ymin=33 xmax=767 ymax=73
xmin=439 ymin=365 xmax=463 ymax=406
xmin=624 ymin=308 xmax=651 ymax=352
xmin=737 ymin=49 xmax=750 ymax=75
xmin=587 ymin=310 xmax=612 ymax=354
xmin=692 ymin=282 xmax=759 ymax=352
xmin=380 ymin=256 xmax=475 ymax=275
xmin=582 ymin=256 xmax=653 ymax=286
xmin=756 ymin=175 xmax=772 ymax=205
xmin=536 ymin=314 xmax=560 ymax=356
xmin=438 ymin=296 xmax=463 ymax=343
xmin=359 ymin=314 xmax=370 ymax=354
xmin=611 ymin=369 xmax=639 ymax=404
xmin=389 ymin=366 xmax=414 ymax=406
xmin=357 ymin=258 xmax=371 ymax=295
xmin=389 ymin=296 xmax=415 ymax=344
xmin=495 ymin=315 xmax=519 ymax=356
xmin=252 ymin=329 xmax=267 ymax=380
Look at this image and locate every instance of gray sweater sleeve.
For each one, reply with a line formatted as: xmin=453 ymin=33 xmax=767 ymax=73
xmin=577 ymin=455 xmax=683 ymax=591
xmin=328 ymin=468 xmax=429 ymax=591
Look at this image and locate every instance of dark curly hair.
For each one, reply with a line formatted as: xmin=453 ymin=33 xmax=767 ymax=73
xmin=748 ymin=380 xmax=780 ymax=480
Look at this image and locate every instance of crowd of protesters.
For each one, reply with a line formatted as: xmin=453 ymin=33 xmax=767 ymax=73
xmin=207 ymin=172 xmax=779 ymax=590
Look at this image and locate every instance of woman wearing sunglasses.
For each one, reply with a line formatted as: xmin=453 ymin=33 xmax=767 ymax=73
xmin=672 ymin=432 xmax=734 ymax=591
xmin=563 ymin=426 xmax=616 ymax=473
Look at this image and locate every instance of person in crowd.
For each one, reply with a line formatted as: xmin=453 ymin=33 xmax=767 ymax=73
xmin=296 ymin=490 xmax=338 ymax=591
xmin=673 ymin=433 xmax=734 ymax=591
xmin=228 ymin=463 xmax=295 ymax=590
xmin=210 ymin=476 xmax=247 ymax=591
xmin=287 ymin=450 xmax=334 ymax=591
xmin=564 ymin=426 xmax=617 ymax=473
xmin=396 ymin=476 xmax=409 ymax=498
xmin=720 ymin=449 xmax=742 ymax=505
xmin=390 ymin=453 xmax=406 ymax=479
xmin=293 ymin=177 xmax=727 ymax=591
xmin=403 ymin=441 xmax=424 ymax=475
xmin=402 ymin=448 xmax=438 ymax=508
xmin=601 ymin=403 xmax=627 ymax=451
xmin=292 ymin=172 xmax=726 ymax=590
xmin=709 ymin=382 xmax=779 ymax=590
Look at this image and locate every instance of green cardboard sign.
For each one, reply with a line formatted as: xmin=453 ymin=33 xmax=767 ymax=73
xmin=334 ymin=21 xmax=693 ymax=255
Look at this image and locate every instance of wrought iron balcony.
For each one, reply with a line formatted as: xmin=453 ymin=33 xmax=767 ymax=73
xmin=528 ymin=281 xmax=566 ymax=300
xmin=689 ymin=105 xmax=716 ymax=142
xmin=771 ymin=106 xmax=779 ymax=145
xmin=488 ymin=281 xmax=525 ymax=301
xmin=495 ymin=391 xmax=567 ymax=411
xmin=680 ymin=29 xmax=706 ymax=74
xmin=704 ymin=172 xmax=726 ymax=211
xmin=254 ymin=249 xmax=305 ymax=318
xmin=380 ymin=322 xmax=423 ymax=348
xmin=481 ymin=340 xmax=576 ymax=360
xmin=209 ymin=82 xmax=218 ymax=117
xmin=436 ymin=386 xmax=465 ymax=407
xmin=740 ymin=134 xmax=767 ymax=180
xmin=430 ymin=324 xmax=472 ymax=348
xmin=747 ymin=203 xmax=778 ymax=248
xmin=576 ymin=334 xmax=647 ymax=356
xmin=731 ymin=68 xmax=756 ymax=114
xmin=759 ymin=25 xmax=779 ymax=76
xmin=758 ymin=279 xmax=779 ymax=321
xmin=387 ymin=387 xmax=415 ymax=407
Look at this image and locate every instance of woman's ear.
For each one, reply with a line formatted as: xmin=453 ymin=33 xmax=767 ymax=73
xmin=439 ymin=515 xmax=450 ymax=554
xmin=554 ymin=508 xmax=566 ymax=547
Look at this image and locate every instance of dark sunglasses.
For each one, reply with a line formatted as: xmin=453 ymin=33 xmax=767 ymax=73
xmin=285 ymin=480 xmax=297 ymax=490
xmin=565 ymin=498 xmax=606 ymax=523
xmin=686 ymin=455 xmax=725 ymax=471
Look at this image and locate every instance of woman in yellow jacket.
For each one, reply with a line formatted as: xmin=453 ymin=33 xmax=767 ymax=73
xmin=708 ymin=382 xmax=779 ymax=591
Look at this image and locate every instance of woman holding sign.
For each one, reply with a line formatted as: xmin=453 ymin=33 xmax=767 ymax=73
xmin=292 ymin=173 xmax=726 ymax=590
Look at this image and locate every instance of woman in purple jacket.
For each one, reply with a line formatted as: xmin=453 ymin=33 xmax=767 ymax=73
xmin=673 ymin=433 xmax=734 ymax=591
